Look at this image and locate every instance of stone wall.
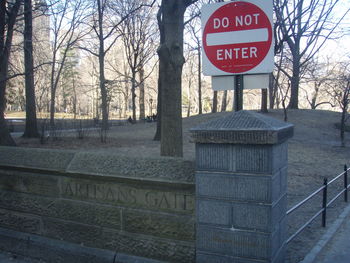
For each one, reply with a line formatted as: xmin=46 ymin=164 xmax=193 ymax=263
xmin=0 ymin=147 xmax=195 ymax=263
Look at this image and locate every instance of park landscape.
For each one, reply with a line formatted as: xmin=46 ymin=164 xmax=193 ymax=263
xmin=1 ymin=0 xmax=350 ymax=262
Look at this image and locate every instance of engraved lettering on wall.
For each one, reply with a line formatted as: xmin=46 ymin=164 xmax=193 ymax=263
xmin=62 ymin=181 xmax=194 ymax=212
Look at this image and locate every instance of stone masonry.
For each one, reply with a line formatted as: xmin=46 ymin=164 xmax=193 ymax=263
xmin=0 ymin=147 xmax=196 ymax=263
xmin=191 ymin=110 xmax=294 ymax=263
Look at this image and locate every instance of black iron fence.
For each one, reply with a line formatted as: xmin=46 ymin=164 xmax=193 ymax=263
xmin=286 ymin=164 xmax=350 ymax=244
xmin=6 ymin=118 xmax=131 ymax=133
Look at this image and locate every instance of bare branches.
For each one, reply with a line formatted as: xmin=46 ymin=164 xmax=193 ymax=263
xmin=276 ymin=0 xmax=348 ymax=60
xmin=117 ymin=0 xmax=158 ymax=120
xmin=274 ymin=0 xmax=348 ymax=108
xmin=77 ymin=46 xmax=98 ymax=57
xmin=46 ymin=0 xmax=90 ymax=126
xmin=83 ymin=0 xmax=157 ymax=58
xmin=6 ymin=61 xmax=53 ymax=82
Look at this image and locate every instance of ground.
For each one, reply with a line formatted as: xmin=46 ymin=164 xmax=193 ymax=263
xmin=14 ymin=109 xmax=350 ymax=263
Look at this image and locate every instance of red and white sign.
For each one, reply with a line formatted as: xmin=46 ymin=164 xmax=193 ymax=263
xmin=202 ymin=0 xmax=273 ymax=76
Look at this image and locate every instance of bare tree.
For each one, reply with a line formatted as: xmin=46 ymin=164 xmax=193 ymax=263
xmin=59 ymin=48 xmax=80 ymax=117
xmin=274 ymin=46 xmax=291 ymax=121
xmin=326 ymin=61 xmax=350 ymax=146
xmin=221 ymin=90 xmax=227 ymax=111
xmin=105 ymin=47 xmax=132 ymax=119
xmin=80 ymin=0 xmax=155 ymax=134
xmin=157 ymin=0 xmax=198 ymax=157
xmin=119 ymin=0 xmax=157 ymax=121
xmin=268 ymin=73 xmax=277 ymax=109
xmin=183 ymin=47 xmax=197 ymax=117
xmin=275 ymin=0 xmax=350 ymax=109
xmin=47 ymin=0 xmax=88 ymax=128
xmin=23 ymin=0 xmax=39 ymax=138
xmin=303 ymin=57 xmax=335 ymax=109
xmin=10 ymin=1 xmax=52 ymax=115
xmin=0 ymin=0 xmax=22 ymax=146
xmin=211 ymin=90 xmax=218 ymax=113
xmin=209 ymin=0 xmax=223 ymax=114
xmin=185 ymin=6 xmax=202 ymax=115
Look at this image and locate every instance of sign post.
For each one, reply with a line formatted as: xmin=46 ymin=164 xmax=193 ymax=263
xmin=234 ymin=75 xmax=243 ymax=111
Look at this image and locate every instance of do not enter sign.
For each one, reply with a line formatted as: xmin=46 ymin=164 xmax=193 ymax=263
xmin=202 ymin=0 xmax=273 ymax=76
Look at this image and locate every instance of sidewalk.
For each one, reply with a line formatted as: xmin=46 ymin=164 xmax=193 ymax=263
xmin=312 ymin=213 xmax=350 ymax=263
xmin=301 ymin=203 xmax=350 ymax=263
xmin=0 ymin=252 xmax=39 ymax=263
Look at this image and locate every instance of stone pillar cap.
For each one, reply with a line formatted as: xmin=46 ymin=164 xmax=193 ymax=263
xmin=190 ymin=110 xmax=294 ymax=144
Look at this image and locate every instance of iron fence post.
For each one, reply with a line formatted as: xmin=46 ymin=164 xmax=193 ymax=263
xmin=345 ymin=164 xmax=348 ymax=202
xmin=322 ymin=178 xmax=328 ymax=227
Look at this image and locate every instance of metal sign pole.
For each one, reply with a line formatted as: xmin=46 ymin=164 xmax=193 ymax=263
xmin=234 ymin=75 xmax=243 ymax=111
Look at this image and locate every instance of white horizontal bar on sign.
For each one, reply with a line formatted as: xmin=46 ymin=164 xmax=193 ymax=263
xmin=207 ymin=28 xmax=268 ymax=46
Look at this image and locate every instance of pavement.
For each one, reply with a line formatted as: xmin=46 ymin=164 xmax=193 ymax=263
xmin=301 ymin=203 xmax=350 ymax=263
xmin=0 ymin=252 xmax=39 ymax=263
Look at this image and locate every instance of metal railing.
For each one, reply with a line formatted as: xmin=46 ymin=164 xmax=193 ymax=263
xmin=286 ymin=164 xmax=350 ymax=244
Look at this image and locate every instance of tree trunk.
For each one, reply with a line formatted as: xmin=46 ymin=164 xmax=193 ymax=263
xmin=197 ymin=46 xmax=202 ymax=114
xmin=49 ymin=46 xmax=57 ymax=128
xmin=139 ymin=67 xmax=145 ymax=120
xmin=340 ymin=90 xmax=349 ymax=147
xmin=0 ymin=0 xmax=21 ymax=146
xmin=0 ymin=77 xmax=16 ymax=145
xmin=23 ymin=0 xmax=39 ymax=138
xmin=153 ymin=67 xmax=161 ymax=141
xmin=221 ymin=90 xmax=227 ymax=112
xmin=340 ymin=107 xmax=346 ymax=147
xmin=153 ymin=5 xmax=164 ymax=142
xmin=187 ymin=79 xmax=191 ymax=117
xmin=73 ymin=76 xmax=77 ymax=119
xmin=95 ymin=85 xmax=100 ymax=119
xmin=123 ymin=72 xmax=128 ymax=118
xmin=212 ymin=90 xmax=218 ymax=113
xmin=49 ymin=89 xmax=56 ymax=128
xmin=310 ymin=83 xmax=320 ymax=109
xmin=0 ymin=115 xmax=15 ymax=146
xmin=261 ymin=89 xmax=268 ymax=113
xmin=123 ymin=92 xmax=128 ymax=118
xmin=233 ymin=75 xmax=244 ymax=111
xmin=0 ymin=59 xmax=15 ymax=146
xmin=158 ymin=0 xmax=188 ymax=157
xmin=98 ymin=0 xmax=108 ymax=132
xmin=288 ymin=73 xmax=300 ymax=109
xmin=131 ymin=72 xmax=137 ymax=121
xmin=99 ymin=53 xmax=108 ymax=131
xmin=288 ymin=52 xmax=300 ymax=109
xmin=268 ymin=73 xmax=275 ymax=109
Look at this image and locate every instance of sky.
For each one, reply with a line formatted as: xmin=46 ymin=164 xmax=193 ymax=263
xmin=320 ymin=1 xmax=350 ymax=60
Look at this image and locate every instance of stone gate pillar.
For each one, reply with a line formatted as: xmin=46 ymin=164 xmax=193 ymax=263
xmin=190 ymin=111 xmax=294 ymax=263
